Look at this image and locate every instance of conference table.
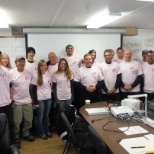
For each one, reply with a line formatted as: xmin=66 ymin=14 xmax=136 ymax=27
xmin=79 ymin=102 xmax=154 ymax=154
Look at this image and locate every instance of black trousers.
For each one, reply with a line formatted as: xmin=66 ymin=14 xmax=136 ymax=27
xmin=101 ymin=93 xmax=120 ymax=102
xmin=121 ymin=92 xmax=140 ymax=100
xmin=144 ymin=92 xmax=154 ymax=101
xmin=0 ymin=103 xmax=14 ymax=143
xmin=77 ymin=90 xmax=102 ymax=110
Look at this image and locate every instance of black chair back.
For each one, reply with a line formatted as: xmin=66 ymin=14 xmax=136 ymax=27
xmin=0 ymin=113 xmax=11 ymax=153
xmin=0 ymin=113 xmax=20 ymax=154
xmin=61 ymin=112 xmax=77 ymax=146
xmin=88 ymin=125 xmax=108 ymax=154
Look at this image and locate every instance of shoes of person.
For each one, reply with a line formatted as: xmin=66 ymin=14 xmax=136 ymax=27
xmin=23 ymin=135 xmax=35 ymax=142
xmin=13 ymin=138 xmax=21 ymax=149
xmin=41 ymin=135 xmax=48 ymax=140
xmin=46 ymin=132 xmax=52 ymax=138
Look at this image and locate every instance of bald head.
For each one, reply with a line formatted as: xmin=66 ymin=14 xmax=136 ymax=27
xmin=124 ymin=49 xmax=133 ymax=62
xmin=48 ymin=52 xmax=57 ymax=65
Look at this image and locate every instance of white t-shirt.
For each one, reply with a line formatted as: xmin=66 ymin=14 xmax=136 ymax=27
xmin=100 ymin=62 xmax=121 ymax=94
xmin=47 ymin=63 xmax=58 ymax=78
xmin=113 ymin=58 xmax=124 ymax=64
xmin=60 ymin=54 xmax=81 ymax=76
xmin=0 ymin=66 xmax=11 ymax=107
xmin=119 ymin=60 xmax=143 ymax=92
xmin=52 ymin=72 xmax=73 ymax=100
xmin=31 ymin=71 xmax=52 ymax=100
xmin=25 ymin=59 xmax=38 ymax=77
xmin=9 ymin=68 xmax=32 ymax=105
xmin=74 ymin=66 xmax=103 ymax=86
xmin=142 ymin=62 xmax=154 ymax=93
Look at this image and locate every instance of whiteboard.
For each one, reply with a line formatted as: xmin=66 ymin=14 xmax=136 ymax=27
xmin=0 ymin=38 xmax=25 ymax=68
xmin=27 ymin=33 xmax=121 ymax=62
xmin=123 ymin=29 xmax=154 ymax=61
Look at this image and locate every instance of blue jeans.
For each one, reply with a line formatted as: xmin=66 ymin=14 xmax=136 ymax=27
xmin=37 ymin=99 xmax=51 ymax=136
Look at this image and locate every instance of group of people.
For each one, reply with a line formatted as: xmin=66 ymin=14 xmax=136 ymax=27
xmin=0 ymin=44 xmax=154 ymax=151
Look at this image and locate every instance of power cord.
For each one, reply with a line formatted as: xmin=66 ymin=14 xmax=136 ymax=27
xmin=91 ymin=116 xmax=111 ymax=123
xmin=102 ymin=119 xmax=130 ymax=133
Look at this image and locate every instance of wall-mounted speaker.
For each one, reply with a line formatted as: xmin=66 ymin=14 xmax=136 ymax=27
xmin=12 ymin=27 xmax=23 ymax=35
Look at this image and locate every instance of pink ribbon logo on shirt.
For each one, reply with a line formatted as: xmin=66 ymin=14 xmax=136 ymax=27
xmin=112 ymin=68 xmax=116 ymax=72
xmin=130 ymin=66 xmax=134 ymax=71
xmin=25 ymin=76 xmax=29 ymax=80
xmin=92 ymin=72 xmax=96 ymax=76
xmin=73 ymin=61 xmax=76 ymax=65
xmin=2 ymin=72 xmax=7 ymax=78
xmin=152 ymin=68 xmax=154 ymax=72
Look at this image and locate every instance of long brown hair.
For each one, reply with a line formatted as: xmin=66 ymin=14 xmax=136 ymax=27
xmin=37 ymin=59 xmax=47 ymax=86
xmin=56 ymin=58 xmax=72 ymax=80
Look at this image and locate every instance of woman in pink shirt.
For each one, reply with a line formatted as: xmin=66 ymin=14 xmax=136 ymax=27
xmin=52 ymin=58 xmax=74 ymax=107
xmin=31 ymin=60 xmax=52 ymax=140
xmin=0 ymin=64 xmax=14 ymax=145
xmin=0 ymin=53 xmax=12 ymax=70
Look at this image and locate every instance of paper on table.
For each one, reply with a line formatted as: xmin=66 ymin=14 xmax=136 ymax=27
xmin=120 ymin=137 xmax=147 ymax=154
xmin=144 ymin=134 xmax=154 ymax=140
xmin=119 ymin=126 xmax=148 ymax=135
xmin=126 ymin=139 xmax=154 ymax=153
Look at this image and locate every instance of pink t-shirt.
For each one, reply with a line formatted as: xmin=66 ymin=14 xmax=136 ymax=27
xmin=0 ymin=66 xmax=11 ymax=107
xmin=52 ymin=72 xmax=73 ymax=100
xmin=113 ymin=58 xmax=124 ymax=64
xmin=47 ymin=63 xmax=58 ymax=78
xmin=9 ymin=68 xmax=32 ymax=105
xmin=60 ymin=54 xmax=81 ymax=76
xmin=142 ymin=62 xmax=154 ymax=93
xmin=25 ymin=59 xmax=38 ymax=77
xmin=100 ymin=62 xmax=121 ymax=94
xmin=74 ymin=66 xmax=103 ymax=86
xmin=31 ymin=71 xmax=52 ymax=100
xmin=139 ymin=60 xmax=147 ymax=66
xmin=119 ymin=60 xmax=143 ymax=92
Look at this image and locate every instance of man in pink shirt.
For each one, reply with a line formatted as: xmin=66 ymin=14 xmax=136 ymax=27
xmin=88 ymin=49 xmax=100 ymax=69
xmin=47 ymin=52 xmax=58 ymax=78
xmin=47 ymin=52 xmax=58 ymax=130
xmin=100 ymin=49 xmax=121 ymax=102
xmin=120 ymin=50 xmax=143 ymax=99
xmin=139 ymin=50 xmax=148 ymax=66
xmin=74 ymin=54 xmax=106 ymax=109
xmin=113 ymin=47 xmax=124 ymax=64
xmin=60 ymin=44 xmax=82 ymax=76
xmin=25 ymin=47 xmax=38 ymax=76
xmin=9 ymin=56 xmax=35 ymax=148
xmin=0 ymin=65 xmax=14 ymax=145
xmin=142 ymin=50 xmax=154 ymax=100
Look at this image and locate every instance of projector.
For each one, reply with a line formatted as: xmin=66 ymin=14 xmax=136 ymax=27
xmin=111 ymin=106 xmax=134 ymax=118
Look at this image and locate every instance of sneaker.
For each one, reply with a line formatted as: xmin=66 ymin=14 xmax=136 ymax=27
xmin=13 ymin=139 xmax=21 ymax=149
xmin=46 ymin=132 xmax=52 ymax=138
xmin=23 ymin=135 xmax=35 ymax=142
xmin=41 ymin=135 xmax=48 ymax=140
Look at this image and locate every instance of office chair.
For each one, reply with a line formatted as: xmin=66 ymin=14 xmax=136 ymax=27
xmin=61 ymin=112 xmax=94 ymax=154
xmin=88 ymin=125 xmax=108 ymax=154
xmin=0 ymin=113 xmax=20 ymax=154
